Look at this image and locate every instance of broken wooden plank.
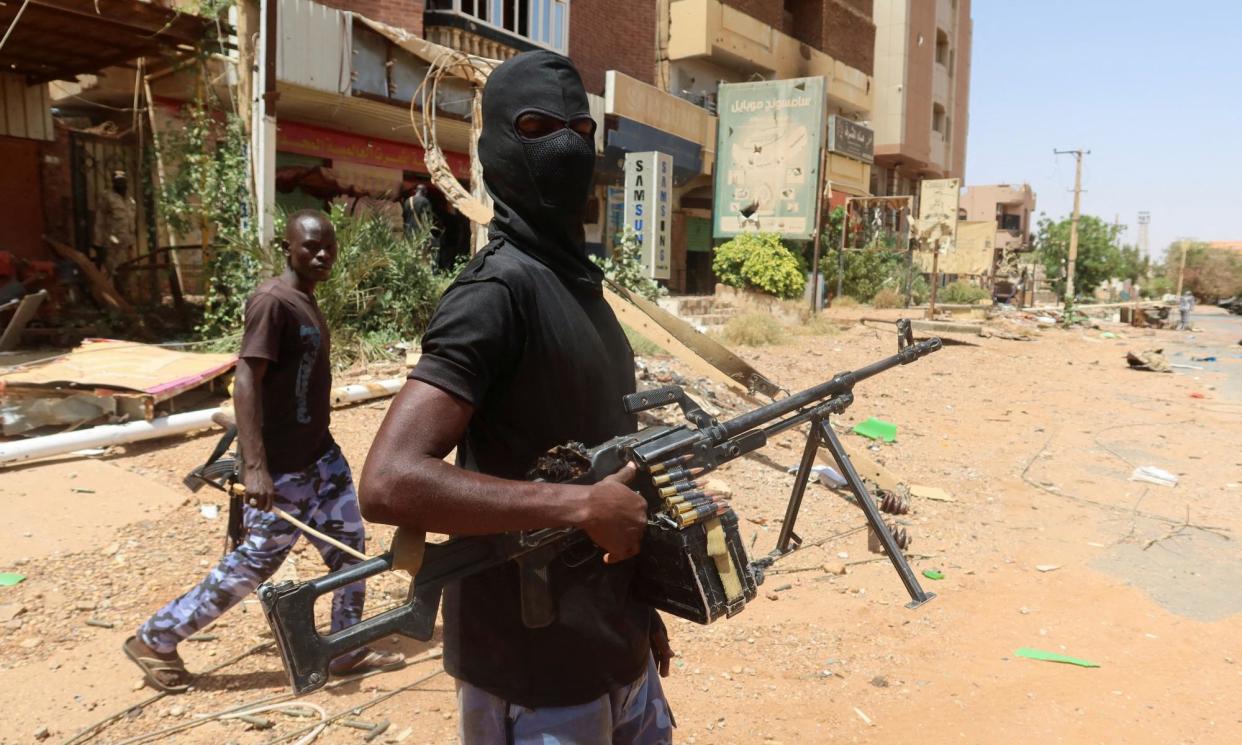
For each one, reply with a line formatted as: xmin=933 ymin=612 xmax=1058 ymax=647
xmin=44 ymin=237 xmax=134 ymax=315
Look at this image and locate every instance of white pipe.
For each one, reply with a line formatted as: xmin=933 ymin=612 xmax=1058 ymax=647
xmin=0 ymin=378 xmax=406 ymax=468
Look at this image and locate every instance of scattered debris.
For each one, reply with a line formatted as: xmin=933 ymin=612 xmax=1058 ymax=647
xmin=1015 ymin=647 xmax=1099 ymax=668
xmin=0 ymin=572 xmax=26 ymax=587
xmin=852 ymin=417 xmax=897 ymax=443
xmin=853 ymin=707 xmax=873 ymax=726
xmin=922 ymin=569 xmax=944 ymax=580
xmin=1125 ymin=349 xmax=1172 ymax=373
xmin=1035 ymin=564 xmax=1060 ymax=573
xmin=85 ymin=618 xmax=115 ymax=629
xmin=199 ymin=504 xmax=220 ymax=519
xmin=910 ymin=484 xmax=955 ymax=502
xmin=1129 ymin=466 xmax=1178 ymax=487
xmin=1190 ymin=356 xmax=1216 ymax=362
xmin=1189 ymin=392 xmax=1206 ymax=399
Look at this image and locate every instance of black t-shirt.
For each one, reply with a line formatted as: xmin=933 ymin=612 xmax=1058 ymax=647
xmin=239 ymin=278 xmax=335 ymax=473
xmin=410 ymin=241 xmax=648 ymax=708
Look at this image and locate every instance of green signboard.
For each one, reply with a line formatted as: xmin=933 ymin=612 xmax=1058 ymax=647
xmin=713 ymin=77 xmax=826 ymax=240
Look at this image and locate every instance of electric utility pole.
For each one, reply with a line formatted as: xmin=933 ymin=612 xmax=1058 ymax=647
xmin=1054 ymin=149 xmax=1088 ymax=324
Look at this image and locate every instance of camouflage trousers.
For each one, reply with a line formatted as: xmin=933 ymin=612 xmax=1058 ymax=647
xmin=138 ymin=445 xmax=367 ymax=656
xmin=457 ymin=656 xmax=674 ymax=745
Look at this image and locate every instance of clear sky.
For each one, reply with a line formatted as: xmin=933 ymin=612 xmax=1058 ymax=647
xmin=965 ymin=0 xmax=1242 ymax=260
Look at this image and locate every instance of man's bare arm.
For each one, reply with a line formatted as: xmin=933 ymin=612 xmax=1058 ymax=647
xmin=233 ymin=357 xmax=277 ymax=510
xmin=359 ymin=380 xmax=646 ymax=561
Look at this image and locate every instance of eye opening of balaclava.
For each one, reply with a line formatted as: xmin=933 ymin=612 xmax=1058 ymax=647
xmin=513 ymin=108 xmax=598 ymax=141
xmin=479 ymin=50 xmax=603 ymax=291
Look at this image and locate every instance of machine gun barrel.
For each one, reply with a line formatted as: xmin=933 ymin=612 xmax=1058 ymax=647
xmin=714 ymin=333 xmax=941 ymax=442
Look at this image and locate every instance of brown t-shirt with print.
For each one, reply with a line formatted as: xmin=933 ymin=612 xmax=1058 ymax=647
xmin=239 ymin=278 xmax=334 ymax=474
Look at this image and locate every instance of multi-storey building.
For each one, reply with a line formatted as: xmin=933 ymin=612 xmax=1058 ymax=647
xmin=42 ymin=1 xmax=890 ymax=296
xmin=422 ymin=1 xmax=879 ymax=292
xmin=871 ymin=0 xmax=971 ymax=200
xmin=960 ymin=183 xmax=1036 ymax=255
xmin=960 ymin=183 xmax=1036 ymax=294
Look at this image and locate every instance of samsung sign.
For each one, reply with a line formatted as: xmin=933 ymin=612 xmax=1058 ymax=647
xmin=623 ymin=151 xmax=672 ymax=279
xmin=827 ymin=115 xmax=874 ymax=164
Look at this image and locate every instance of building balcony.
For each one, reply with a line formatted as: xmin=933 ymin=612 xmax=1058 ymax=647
xmin=937 ymin=0 xmax=955 ymax=27
xmin=933 ymin=63 xmax=950 ymax=105
xmin=669 ymin=0 xmax=871 ymax=114
xmin=424 ymin=0 xmax=568 ymax=57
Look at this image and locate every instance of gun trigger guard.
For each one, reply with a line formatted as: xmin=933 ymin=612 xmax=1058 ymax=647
xmin=391 ymin=527 xmax=427 ymax=575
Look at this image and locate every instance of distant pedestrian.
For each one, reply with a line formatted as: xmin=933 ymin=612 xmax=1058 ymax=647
xmin=123 ymin=210 xmax=402 ymax=693
xmin=1177 ymin=291 xmax=1195 ymax=330
xmin=94 ymin=170 xmax=136 ymax=296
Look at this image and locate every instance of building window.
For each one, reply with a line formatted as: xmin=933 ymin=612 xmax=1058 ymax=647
xmin=427 ymin=0 xmax=569 ymax=52
xmin=932 ymin=103 xmax=946 ymax=134
xmin=935 ymin=29 xmax=949 ymax=66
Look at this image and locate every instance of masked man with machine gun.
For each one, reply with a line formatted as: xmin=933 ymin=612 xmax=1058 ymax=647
xmin=281 ymin=50 xmax=942 ymax=745
xmin=359 ymin=51 xmax=675 ymax=743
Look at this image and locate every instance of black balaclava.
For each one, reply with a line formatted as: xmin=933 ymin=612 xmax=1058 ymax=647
xmin=478 ymin=51 xmax=603 ymax=291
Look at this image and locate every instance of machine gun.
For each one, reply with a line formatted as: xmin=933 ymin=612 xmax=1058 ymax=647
xmin=258 ymin=320 xmax=943 ymax=694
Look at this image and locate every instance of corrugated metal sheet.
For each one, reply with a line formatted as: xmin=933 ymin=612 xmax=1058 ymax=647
xmin=278 ymin=0 xmax=351 ymax=94
xmin=0 ymin=73 xmax=52 ymax=141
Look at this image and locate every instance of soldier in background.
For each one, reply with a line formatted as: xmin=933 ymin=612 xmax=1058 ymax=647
xmin=93 ymin=170 xmax=136 ymax=297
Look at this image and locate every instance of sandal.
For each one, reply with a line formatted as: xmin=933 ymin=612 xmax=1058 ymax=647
xmin=328 ymin=648 xmax=405 ymax=676
xmin=123 ymin=635 xmax=193 ymax=693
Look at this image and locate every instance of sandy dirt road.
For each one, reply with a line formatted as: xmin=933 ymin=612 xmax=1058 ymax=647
xmin=2 ymin=308 xmax=1240 ymax=744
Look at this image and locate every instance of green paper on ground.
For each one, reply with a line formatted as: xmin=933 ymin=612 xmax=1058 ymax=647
xmin=1015 ymin=647 xmax=1099 ymax=668
xmin=853 ymin=417 xmax=897 ymax=442
xmin=0 ymin=573 xmax=26 ymax=587
xmin=922 ymin=569 xmax=944 ymax=580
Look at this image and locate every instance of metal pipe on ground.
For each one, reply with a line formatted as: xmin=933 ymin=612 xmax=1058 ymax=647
xmin=0 ymin=379 xmax=404 ymax=468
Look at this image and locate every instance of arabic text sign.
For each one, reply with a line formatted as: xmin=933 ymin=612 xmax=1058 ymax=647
xmin=827 ymin=115 xmax=874 ymax=164
xmin=714 ymin=77 xmax=825 ymax=240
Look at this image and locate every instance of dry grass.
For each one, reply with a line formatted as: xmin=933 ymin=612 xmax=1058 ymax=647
xmin=792 ymin=313 xmax=841 ymax=336
xmin=831 ymin=296 xmax=860 ymax=308
xmin=872 ymin=288 xmax=905 ymax=309
xmin=719 ymin=312 xmax=787 ymax=346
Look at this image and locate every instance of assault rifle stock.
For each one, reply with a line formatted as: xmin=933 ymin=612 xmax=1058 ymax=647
xmin=257 ymin=320 xmax=942 ymax=694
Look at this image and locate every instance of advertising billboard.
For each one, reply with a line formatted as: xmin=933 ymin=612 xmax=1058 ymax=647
xmin=713 ymin=77 xmax=826 ymax=240
xmin=624 ymin=151 xmax=673 ymax=279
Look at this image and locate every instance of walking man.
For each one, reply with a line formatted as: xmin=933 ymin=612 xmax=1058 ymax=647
xmin=1177 ymin=291 xmax=1194 ymax=331
xmin=124 ymin=210 xmax=402 ymax=692
xmin=359 ymin=52 xmax=675 ymax=744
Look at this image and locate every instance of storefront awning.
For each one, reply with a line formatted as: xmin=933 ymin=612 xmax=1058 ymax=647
xmin=0 ymin=0 xmax=212 ymax=83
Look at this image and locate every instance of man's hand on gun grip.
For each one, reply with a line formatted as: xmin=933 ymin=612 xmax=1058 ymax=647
xmin=577 ymin=463 xmax=646 ymax=564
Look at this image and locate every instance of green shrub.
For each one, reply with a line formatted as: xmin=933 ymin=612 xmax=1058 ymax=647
xmin=593 ymin=228 xmax=667 ymax=301
xmin=713 ymin=232 xmax=806 ymax=299
xmin=938 ymin=280 xmax=990 ymax=304
xmin=720 ymin=312 xmax=786 ymax=346
xmin=819 ymin=249 xmax=912 ymax=303
xmin=872 ymin=288 xmax=904 ymax=309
